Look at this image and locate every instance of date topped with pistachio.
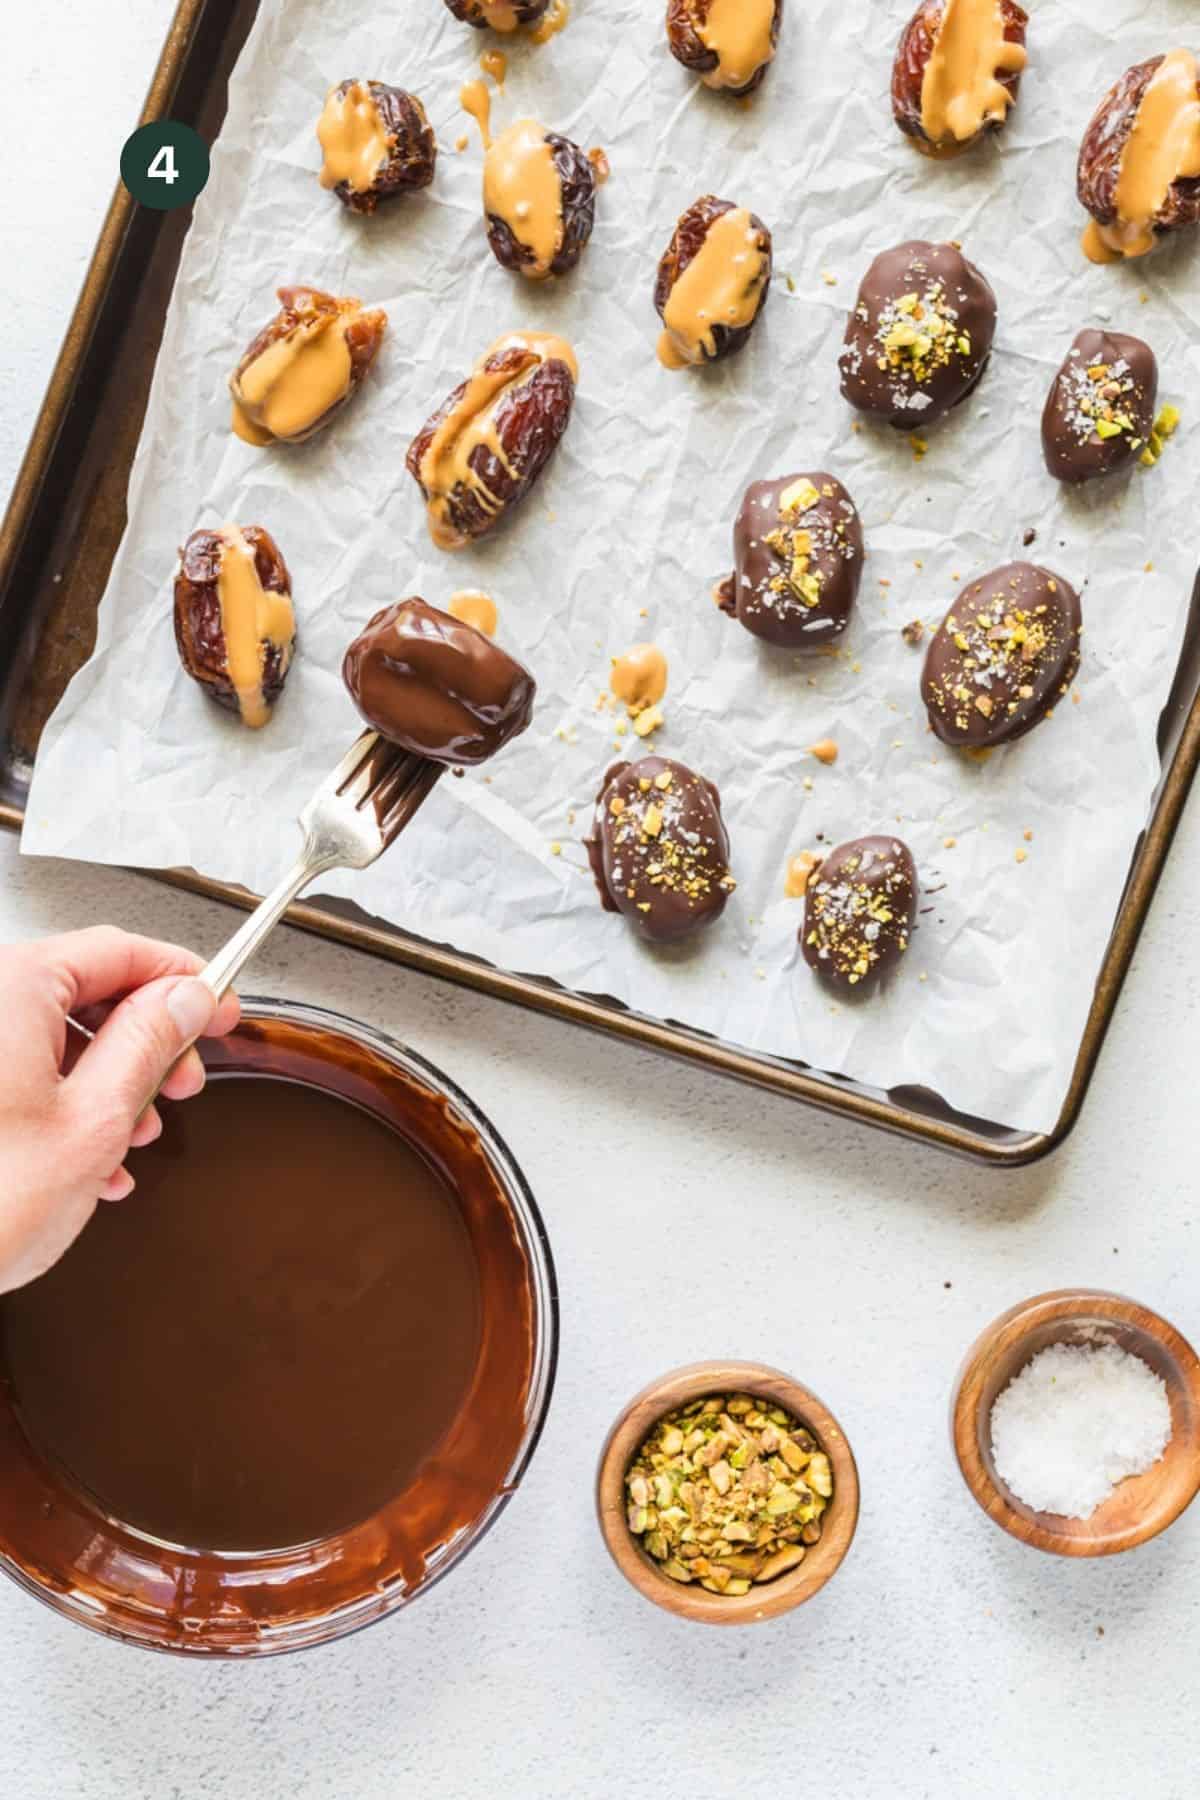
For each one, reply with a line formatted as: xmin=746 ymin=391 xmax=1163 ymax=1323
xmin=1042 ymin=328 xmax=1158 ymax=484
xmin=625 ymin=1393 xmax=832 ymax=1594
xmin=839 ymin=241 xmax=995 ymax=430
xmin=921 ymin=561 xmax=1081 ymax=748
xmin=719 ymin=470 xmax=864 ymax=649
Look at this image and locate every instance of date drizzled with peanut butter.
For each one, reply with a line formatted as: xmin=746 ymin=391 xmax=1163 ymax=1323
xmin=215 ymin=526 xmax=296 ymax=728
xmin=467 ymin=0 xmax=567 ymax=35
xmin=462 ymin=84 xmax=596 ymax=279
xmin=415 ymin=331 xmax=578 ymax=549
xmin=232 ymin=315 xmax=352 ymax=445
xmin=693 ymin=0 xmax=777 ymax=93
xmin=230 ymin=292 xmax=386 ymax=446
xmin=484 ymin=120 xmax=565 ymax=276
xmin=1083 ymin=49 xmax=1200 ymax=263
xmin=658 ymin=208 xmax=769 ymax=369
xmin=919 ymin=0 xmax=1027 ymax=150
xmin=317 ymin=82 xmax=390 ymax=194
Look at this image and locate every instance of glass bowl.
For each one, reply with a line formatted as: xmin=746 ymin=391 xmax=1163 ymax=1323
xmin=0 ymin=998 xmax=558 ymax=1655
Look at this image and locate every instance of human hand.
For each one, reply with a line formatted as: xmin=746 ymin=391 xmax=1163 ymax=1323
xmin=0 ymin=927 xmax=240 ymax=1294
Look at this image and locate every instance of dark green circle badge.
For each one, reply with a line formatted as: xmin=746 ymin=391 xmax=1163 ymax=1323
xmin=120 ymin=122 xmax=210 ymax=211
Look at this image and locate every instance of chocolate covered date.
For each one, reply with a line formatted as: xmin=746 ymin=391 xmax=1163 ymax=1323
xmin=801 ymin=837 xmax=918 ymax=992
xmin=717 ymin=472 xmax=863 ymax=649
xmin=892 ymin=0 xmax=1027 ymax=156
xmin=406 ymin=331 xmax=577 ymax=550
xmin=443 ymin=0 xmax=550 ymax=30
xmin=484 ymin=119 xmax=596 ymax=279
xmin=666 ymin=0 xmax=782 ymax=98
xmin=586 ymin=756 xmax=736 ymax=943
xmin=839 ymin=241 xmax=995 ymax=430
xmin=229 ymin=287 xmax=387 ymax=446
xmin=1042 ymin=329 xmax=1158 ymax=485
xmin=317 ymin=81 xmax=436 ymax=214
xmin=921 ymin=562 xmax=1081 ymax=749
xmin=654 ymin=195 xmax=772 ymax=370
xmin=343 ymin=597 xmax=535 ymax=765
xmin=174 ymin=526 xmax=296 ymax=729
xmin=1078 ymin=51 xmax=1200 ymax=264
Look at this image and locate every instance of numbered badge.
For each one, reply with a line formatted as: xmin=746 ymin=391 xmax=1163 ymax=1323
xmin=120 ymin=121 xmax=210 ymax=211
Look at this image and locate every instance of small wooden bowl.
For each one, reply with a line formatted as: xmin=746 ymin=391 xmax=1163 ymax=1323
xmin=596 ymin=1361 xmax=859 ymax=1624
xmin=952 ymin=1289 xmax=1200 ymax=1557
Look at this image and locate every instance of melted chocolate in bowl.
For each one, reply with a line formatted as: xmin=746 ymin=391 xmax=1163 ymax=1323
xmin=5 ymin=1080 xmax=483 ymax=1552
xmin=0 ymin=1006 xmax=556 ymax=1656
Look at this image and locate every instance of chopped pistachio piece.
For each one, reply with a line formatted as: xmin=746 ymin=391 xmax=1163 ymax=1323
xmin=624 ymin=1391 xmax=834 ymax=1594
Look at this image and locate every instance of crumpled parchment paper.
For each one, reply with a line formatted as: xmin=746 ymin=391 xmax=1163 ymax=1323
xmin=23 ymin=0 xmax=1200 ymax=1133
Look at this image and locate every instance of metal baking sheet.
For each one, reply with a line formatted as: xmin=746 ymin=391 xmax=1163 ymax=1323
xmin=2 ymin=0 xmax=1199 ymax=1165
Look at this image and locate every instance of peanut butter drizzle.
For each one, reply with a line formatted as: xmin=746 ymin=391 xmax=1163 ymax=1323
xmin=485 ymin=119 xmax=563 ymax=275
xmin=482 ymin=0 xmax=521 ymax=28
xmin=317 ymin=82 xmax=389 ymax=193
xmin=695 ymin=0 xmax=776 ymax=92
xmin=588 ymin=146 xmax=610 ymax=185
xmin=215 ymin=526 xmax=295 ymax=728
xmin=447 ymin=589 xmax=499 ymax=635
xmin=785 ymin=850 xmax=820 ymax=899
xmin=461 ymin=79 xmax=493 ymax=149
xmin=1083 ymin=49 xmax=1200 ymax=263
xmin=610 ymin=643 xmax=668 ymax=714
xmin=480 ymin=48 xmax=507 ymax=84
xmin=419 ymin=331 xmax=578 ymax=550
xmin=529 ymin=0 xmax=568 ymax=44
xmin=232 ymin=313 xmax=353 ymax=444
xmin=657 ymin=207 xmax=767 ymax=370
xmin=919 ymin=0 xmax=1026 ymax=148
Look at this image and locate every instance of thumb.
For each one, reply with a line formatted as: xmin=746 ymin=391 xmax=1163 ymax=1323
xmin=67 ymin=976 xmax=218 ymax=1141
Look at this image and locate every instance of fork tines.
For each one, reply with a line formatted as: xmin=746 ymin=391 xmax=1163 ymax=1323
xmin=335 ymin=729 xmax=442 ymax=843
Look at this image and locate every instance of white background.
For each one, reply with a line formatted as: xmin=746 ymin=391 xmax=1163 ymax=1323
xmin=1 ymin=5 xmax=1199 ymax=1797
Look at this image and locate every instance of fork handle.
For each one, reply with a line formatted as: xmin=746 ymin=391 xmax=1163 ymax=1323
xmin=137 ymin=850 xmax=329 ymax=1121
xmin=200 ymin=849 xmax=332 ymax=1001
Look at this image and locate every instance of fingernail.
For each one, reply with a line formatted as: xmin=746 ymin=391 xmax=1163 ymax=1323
xmin=166 ymin=977 xmax=217 ymax=1045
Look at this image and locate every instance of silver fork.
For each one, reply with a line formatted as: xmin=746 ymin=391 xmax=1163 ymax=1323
xmin=199 ymin=730 xmax=441 ymax=999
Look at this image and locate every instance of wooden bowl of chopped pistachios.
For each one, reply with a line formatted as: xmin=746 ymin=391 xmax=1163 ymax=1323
xmin=595 ymin=1361 xmax=860 ymax=1624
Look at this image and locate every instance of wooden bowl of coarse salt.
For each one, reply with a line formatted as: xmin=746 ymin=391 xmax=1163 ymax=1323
xmin=952 ymin=1289 xmax=1200 ymax=1556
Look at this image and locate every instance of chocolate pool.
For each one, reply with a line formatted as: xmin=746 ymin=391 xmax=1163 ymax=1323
xmin=0 ymin=1000 xmax=557 ymax=1655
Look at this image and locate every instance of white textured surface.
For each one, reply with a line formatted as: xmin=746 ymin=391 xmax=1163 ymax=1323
xmin=2 ymin=6 xmax=1200 ymax=1797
